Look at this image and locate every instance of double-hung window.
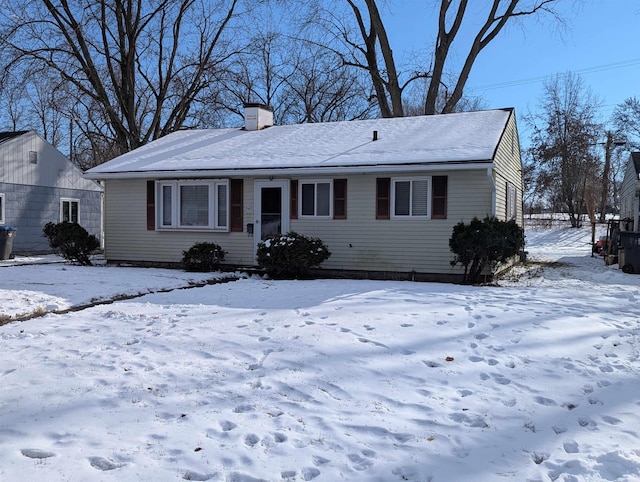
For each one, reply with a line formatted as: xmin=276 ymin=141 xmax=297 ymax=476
xmin=377 ymin=176 xmax=447 ymax=220
xmin=158 ymin=180 xmax=229 ymax=230
xmin=392 ymin=178 xmax=430 ymax=218
xmin=300 ymin=180 xmax=332 ymax=218
xmin=0 ymin=193 xmax=4 ymax=224
xmin=60 ymin=198 xmax=79 ymax=223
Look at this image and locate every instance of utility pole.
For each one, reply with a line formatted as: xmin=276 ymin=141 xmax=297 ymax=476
xmin=598 ymin=131 xmax=625 ymax=223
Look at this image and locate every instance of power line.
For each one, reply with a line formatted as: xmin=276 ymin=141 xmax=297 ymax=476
xmin=470 ymin=58 xmax=640 ymax=92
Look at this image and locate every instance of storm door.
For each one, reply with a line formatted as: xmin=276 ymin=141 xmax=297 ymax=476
xmin=253 ymin=179 xmax=290 ymax=256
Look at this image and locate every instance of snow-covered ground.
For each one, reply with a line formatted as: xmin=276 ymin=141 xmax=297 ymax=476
xmin=1 ymin=224 xmax=639 ymax=481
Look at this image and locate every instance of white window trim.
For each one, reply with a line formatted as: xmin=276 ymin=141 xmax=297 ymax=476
xmin=157 ymin=179 xmax=230 ymax=231
xmin=391 ymin=177 xmax=432 ymax=219
xmin=0 ymin=193 xmax=5 ymax=224
xmin=60 ymin=197 xmax=80 ymax=223
xmin=299 ymin=180 xmax=333 ymax=218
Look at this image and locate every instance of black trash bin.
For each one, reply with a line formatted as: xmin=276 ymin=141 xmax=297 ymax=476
xmin=619 ymin=231 xmax=640 ymax=274
xmin=0 ymin=226 xmax=16 ymax=260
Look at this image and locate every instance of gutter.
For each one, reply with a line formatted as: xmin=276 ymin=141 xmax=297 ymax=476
xmin=85 ymin=161 xmax=494 ymax=180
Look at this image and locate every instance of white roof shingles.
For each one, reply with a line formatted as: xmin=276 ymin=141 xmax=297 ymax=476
xmin=86 ymin=109 xmax=512 ymax=177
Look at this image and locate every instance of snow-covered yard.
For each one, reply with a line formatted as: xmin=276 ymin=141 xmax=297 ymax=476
xmin=1 ymin=225 xmax=639 ymax=481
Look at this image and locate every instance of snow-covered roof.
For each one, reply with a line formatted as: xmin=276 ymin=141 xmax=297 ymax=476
xmin=85 ymin=108 xmax=513 ymax=179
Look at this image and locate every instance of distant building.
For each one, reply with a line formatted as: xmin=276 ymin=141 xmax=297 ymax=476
xmin=0 ymin=131 xmax=103 ymax=253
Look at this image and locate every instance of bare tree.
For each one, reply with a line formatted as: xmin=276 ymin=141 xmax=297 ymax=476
xmin=0 ymin=0 xmax=241 ymax=166
xmin=613 ymin=97 xmax=640 ymax=149
xmin=526 ymin=73 xmax=602 ymax=228
xmin=312 ymin=0 xmax=561 ymax=117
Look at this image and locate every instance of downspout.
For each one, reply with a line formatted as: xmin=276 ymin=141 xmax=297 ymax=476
xmin=487 ymin=167 xmax=496 ymax=216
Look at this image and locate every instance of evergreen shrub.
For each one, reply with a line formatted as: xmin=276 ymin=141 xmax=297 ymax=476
xmin=43 ymin=222 xmax=100 ymax=266
xmin=182 ymin=242 xmax=225 ymax=272
xmin=256 ymin=231 xmax=330 ymax=279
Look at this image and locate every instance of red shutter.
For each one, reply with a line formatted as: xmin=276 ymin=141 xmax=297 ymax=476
xmin=146 ymin=180 xmax=155 ymax=230
xmin=376 ymin=178 xmax=390 ymax=219
xmin=333 ymin=179 xmax=347 ymax=219
xmin=290 ymin=180 xmax=298 ymax=219
xmin=230 ymin=179 xmax=243 ymax=232
xmin=431 ymin=176 xmax=447 ymax=219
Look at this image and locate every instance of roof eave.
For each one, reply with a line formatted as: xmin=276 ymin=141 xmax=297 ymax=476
xmin=84 ymin=160 xmax=495 ymax=180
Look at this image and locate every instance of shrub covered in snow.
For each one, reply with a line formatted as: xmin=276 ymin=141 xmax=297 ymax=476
xmin=256 ymin=231 xmax=330 ymax=279
xmin=182 ymin=242 xmax=225 ymax=272
xmin=43 ymin=221 xmax=100 ymax=266
xmin=449 ymin=216 xmax=524 ymax=284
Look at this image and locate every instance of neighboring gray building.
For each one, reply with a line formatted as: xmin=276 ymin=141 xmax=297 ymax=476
xmin=619 ymin=152 xmax=640 ymax=232
xmin=0 ymin=131 xmax=103 ymax=253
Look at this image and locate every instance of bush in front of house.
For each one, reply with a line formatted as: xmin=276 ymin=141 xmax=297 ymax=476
xmin=43 ymin=221 xmax=100 ymax=266
xmin=257 ymin=231 xmax=331 ymax=279
xmin=449 ymin=216 xmax=524 ymax=284
xmin=182 ymin=242 xmax=226 ymax=272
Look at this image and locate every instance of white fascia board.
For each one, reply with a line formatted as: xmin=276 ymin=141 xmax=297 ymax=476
xmin=84 ymin=161 xmax=494 ymax=180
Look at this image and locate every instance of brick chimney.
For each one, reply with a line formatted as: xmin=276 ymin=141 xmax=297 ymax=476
xmin=244 ymin=103 xmax=273 ymax=131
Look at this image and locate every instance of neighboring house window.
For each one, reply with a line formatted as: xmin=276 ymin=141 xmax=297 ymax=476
xmin=377 ymin=176 xmax=447 ymax=220
xmin=157 ymin=180 xmax=229 ymax=230
xmin=60 ymin=198 xmax=79 ymax=223
xmin=0 ymin=193 xmax=4 ymax=224
xmin=392 ymin=177 xmax=430 ymax=218
xmin=506 ymin=182 xmax=517 ymax=220
xmin=29 ymin=151 xmax=38 ymax=164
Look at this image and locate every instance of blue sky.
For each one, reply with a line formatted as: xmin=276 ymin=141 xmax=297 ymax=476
xmin=382 ymin=0 xmax=639 ymax=137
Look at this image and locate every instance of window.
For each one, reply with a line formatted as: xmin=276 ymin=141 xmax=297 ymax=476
xmin=300 ymin=180 xmax=332 ymax=218
xmin=392 ymin=178 xmax=430 ymax=218
xmin=157 ymin=180 xmax=229 ymax=230
xmin=506 ymin=182 xmax=517 ymax=220
xmin=0 ymin=193 xmax=4 ymax=224
xmin=377 ymin=176 xmax=447 ymax=220
xmin=60 ymin=198 xmax=79 ymax=223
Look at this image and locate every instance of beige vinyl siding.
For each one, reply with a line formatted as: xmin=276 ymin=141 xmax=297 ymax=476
xmin=104 ymin=178 xmax=254 ymax=265
xmin=290 ymin=170 xmax=493 ymax=274
xmin=106 ymin=170 xmax=494 ymax=275
xmin=492 ymin=112 xmax=524 ymax=226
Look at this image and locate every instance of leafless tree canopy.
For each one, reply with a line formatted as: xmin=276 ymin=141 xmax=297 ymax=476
xmin=526 ymin=73 xmax=602 ymax=227
xmin=0 ymin=0 xmax=566 ymax=167
xmin=0 ymin=0 xmax=241 ymax=166
xmin=311 ymin=0 xmax=561 ymax=117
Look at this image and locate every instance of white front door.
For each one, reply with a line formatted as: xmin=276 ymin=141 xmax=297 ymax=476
xmin=254 ymin=179 xmax=290 ymax=255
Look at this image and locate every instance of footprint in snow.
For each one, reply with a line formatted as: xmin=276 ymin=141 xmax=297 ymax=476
xmin=88 ymin=456 xmax=123 ymax=471
xmin=348 ymin=452 xmax=374 ymax=471
xmin=21 ymin=448 xmax=55 ymax=459
xmin=244 ymin=434 xmax=259 ymax=447
xmin=534 ymin=396 xmax=556 ymax=406
xmin=564 ymin=441 xmax=580 ymax=453
xmin=220 ymin=420 xmax=236 ymax=432
xmin=182 ymin=470 xmax=217 ymax=481
xmin=601 ymin=415 xmax=622 ymax=425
